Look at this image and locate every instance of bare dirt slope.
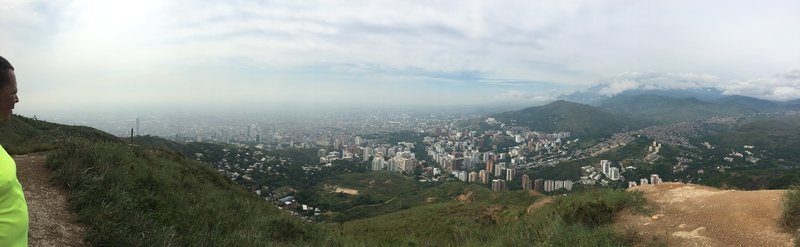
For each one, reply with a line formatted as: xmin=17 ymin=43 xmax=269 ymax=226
xmin=616 ymin=182 xmax=795 ymax=247
xmin=15 ymin=153 xmax=87 ymax=247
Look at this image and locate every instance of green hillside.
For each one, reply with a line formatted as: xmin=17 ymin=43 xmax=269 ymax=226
xmin=0 ymin=116 xmax=330 ymax=246
xmin=335 ymin=189 xmax=647 ymax=246
xmin=712 ymin=95 xmax=781 ymax=112
xmin=0 ymin=115 xmax=119 ymax=154
xmin=713 ymin=114 xmax=800 ymax=162
xmin=493 ymin=100 xmax=639 ymax=137
xmin=599 ymin=94 xmax=756 ymax=123
xmin=48 ymin=139 xmax=329 ymax=246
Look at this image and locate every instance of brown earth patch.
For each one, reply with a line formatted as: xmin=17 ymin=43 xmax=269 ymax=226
xmin=528 ymin=190 xmax=544 ymax=196
xmin=616 ymin=182 xmax=793 ymax=247
xmin=456 ymin=191 xmax=473 ymax=202
xmin=16 ymin=153 xmax=87 ymax=247
xmin=526 ymin=197 xmax=553 ymax=214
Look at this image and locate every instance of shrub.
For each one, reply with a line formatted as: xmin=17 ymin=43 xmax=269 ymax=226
xmin=47 ymin=138 xmax=330 ymax=246
xmin=780 ymin=185 xmax=800 ymax=240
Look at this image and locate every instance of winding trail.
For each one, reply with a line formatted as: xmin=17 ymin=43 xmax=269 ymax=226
xmin=15 ymin=152 xmax=87 ymax=247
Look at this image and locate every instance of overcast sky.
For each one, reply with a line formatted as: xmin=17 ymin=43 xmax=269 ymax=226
xmin=2 ymin=0 xmax=799 ymax=115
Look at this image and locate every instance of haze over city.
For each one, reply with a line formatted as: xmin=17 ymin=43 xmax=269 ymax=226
xmin=1 ymin=0 xmax=799 ymax=117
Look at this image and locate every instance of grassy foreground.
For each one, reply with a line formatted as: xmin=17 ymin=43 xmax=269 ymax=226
xmin=781 ymin=185 xmax=800 ymax=243
xmin=334 ymin=188 xmax=647 ymax=246
xmin=44 ymin=138 xmax=647 ymax=246
xmin=46 ymin=138 xmax=333 ymax=246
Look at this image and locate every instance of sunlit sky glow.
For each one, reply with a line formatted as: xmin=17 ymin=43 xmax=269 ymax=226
xmin=2 ymin=0 xmax=799 ymax=115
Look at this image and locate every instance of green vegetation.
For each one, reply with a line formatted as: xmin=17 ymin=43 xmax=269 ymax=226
xmin=599 ymin=94 xmax=755 ymax=123
xmin=687 ymin=114 xmax=800 ymax=189
xmin=492 ymin=100 xmax=640 ymax=137
xmin=0 ymin=115 xmax=118 ymax=154
xmin=335 ymin=188 xmax=647 ymax=246
xmin=781 ymin=185 xmax=800 ymax=243
xmin=308 ymin=173 xmax=498 ymax=222
xmin=714 ymin=115 xmax=800 ymax=163
xmin=47 ymin=138 xmax=331 ymax=246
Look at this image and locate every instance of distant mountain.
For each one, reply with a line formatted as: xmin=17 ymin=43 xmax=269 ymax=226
xmin=598 ymin=94 xmax=757 ymax=123
xmin=782 ymin=99 xmax=800 ymax=110
xmin=712 ymin=95 xmax=781 ymax=112
xmin=560 ymin=87 xmax=725 ymax=105
xmin=492 ymin=100 xmax=639 ymax=137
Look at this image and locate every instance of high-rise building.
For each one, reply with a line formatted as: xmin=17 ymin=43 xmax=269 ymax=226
xmin=534 ymin=179 xmax=544 ymax=192
xmin=544 ymin=180 xmax=554 ymax=192
xmin=492 ymin=179 xmax=506 ymax=192
xmin=486 ymin=159 xmax=494 ymax=176
xmin=521 ymin=174 xmax=532 ymax=190
xmin=363 ymin=147 xmax=373 ymax=162
xmin=650 ymin=174 xmax=662 ymax=184
xmin=601 ymin=160 xmax=611 ymax=176
xmin=506 ymin=168 xmax=515 ymax=181
xmin=610 ymin=167 xmax=620 ymax=180
xmin=495 ymin=162 xmax=505 ymax=177
xmin=458 ymin=171 xmax=468 ymax=182
xmin=371 ymin=155 xmax=385 ymax=171
xmin=468 ymin=171 xmax=479 ymax=183
xmin=479 ymin=170 xmax=488 ymax=184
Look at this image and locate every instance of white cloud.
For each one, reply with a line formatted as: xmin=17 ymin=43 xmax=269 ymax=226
xmin=494 ymin=90 xmax=555 ymax=103
xmin=2 ymin=0 xmax=800 ymax=113
xmin=594 ymin=72 xmax=720 ymax=96
xmin=719 ymin=69 xmax=800 ymax=101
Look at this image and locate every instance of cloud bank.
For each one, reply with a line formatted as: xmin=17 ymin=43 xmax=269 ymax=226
xmin=0 ymin=0 xmax=798 ymax=114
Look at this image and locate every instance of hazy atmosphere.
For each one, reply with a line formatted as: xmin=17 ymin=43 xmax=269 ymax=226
xmin=2 ymin=0 xmax=799 ymax=115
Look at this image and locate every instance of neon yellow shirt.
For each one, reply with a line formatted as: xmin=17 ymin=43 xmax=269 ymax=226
xmin=0 ymin=145 xmax=28 ymax=247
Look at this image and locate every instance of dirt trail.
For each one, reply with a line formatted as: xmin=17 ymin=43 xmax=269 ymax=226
xmin=616 ymin=183 xmax=795 ymax=247
xmin=15 ymin=153 xmax=87 ymax=247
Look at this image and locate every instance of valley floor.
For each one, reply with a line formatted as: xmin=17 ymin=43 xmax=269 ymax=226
xmin=16 ymin=153 xmax=87 ymax=247
xmin=616 ymin=183 xmax=794 ymax=246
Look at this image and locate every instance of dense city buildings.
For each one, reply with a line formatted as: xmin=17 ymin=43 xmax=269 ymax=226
xmin=65 ymin=109 xmax=659 ymax=196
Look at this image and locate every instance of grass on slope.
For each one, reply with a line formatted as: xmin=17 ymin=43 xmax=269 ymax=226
xmin=0 ymin=115 xmax=118 ymax=154
xmin=335 ymin=188 xmax=646 ymax=246
xmin=781 ymin=185 xmax=800 ymax=243
xmin=46 ymin=138 xmax=332 ymax=247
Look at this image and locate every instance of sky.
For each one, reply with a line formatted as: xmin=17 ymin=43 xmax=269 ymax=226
xmin=1 ymin=0 xmax=799 ymax=116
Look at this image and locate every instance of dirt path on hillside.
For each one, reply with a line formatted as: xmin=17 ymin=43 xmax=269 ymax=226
xmin=15 ymin=153 xmax=87 ymax=247
xmin=616 ymin=183 xmax=795 ymax=247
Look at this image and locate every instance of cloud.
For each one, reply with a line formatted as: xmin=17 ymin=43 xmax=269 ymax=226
xmin=593 ymin=72 xmax=720 ymax=96
xmin=719 ymin=69 xmax=800 ymax=101
xmin=3 ymin=0 xmax=800 ymax=114
xmin=494 ymin=90 xmax=555 ymax=103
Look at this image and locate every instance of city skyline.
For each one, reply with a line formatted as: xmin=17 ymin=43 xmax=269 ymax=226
xmin=2 ymin=0 xmax=799 ymax=116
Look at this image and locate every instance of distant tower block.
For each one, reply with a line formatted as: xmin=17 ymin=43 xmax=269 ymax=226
xmin=650 ymin=174 xmax=662 ymax=185
xmin=136 ymin=118 xmax=140 ymax=136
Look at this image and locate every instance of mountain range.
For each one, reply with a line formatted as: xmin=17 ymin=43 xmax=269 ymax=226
xmin=492 ymin=100 xmax=640 ymax=137
xmin=488 ymin=88 xmax=800 ymax=137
